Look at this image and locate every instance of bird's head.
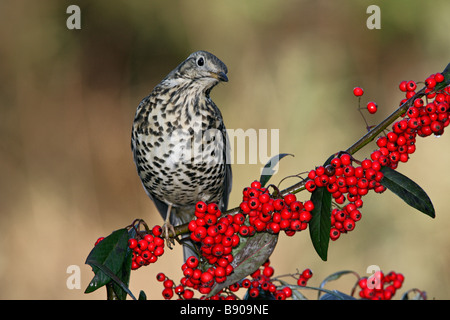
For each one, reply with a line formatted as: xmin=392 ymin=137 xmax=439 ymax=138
xmin=170 ymin=51 xmax=228 ymax=91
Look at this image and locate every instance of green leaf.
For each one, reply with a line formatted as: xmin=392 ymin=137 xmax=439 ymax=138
xmin=434 ymin=62 xmax=450 ymax=91
xmin=380 ymin=166 xmax=435 ymax=218
xmin=85 ymin=228 xmax=134 ymax=299
xmin=243 ymin=288 xmax=276 ymax=300
xmin=317 ymin=270 xmax=359 ymax=299
xmin=308 ymin=187 xmax=332 ymax=261
xmin=400 ymin=289 xmax=427 ymax=300
xmin=276 ymin=280 xmax=308 ymax=300
xmin=259 ymin=153 xmax=294 ymax=187
xmin=138 ymin=290 xmax=147 ymax=300
xmin=319 ymin=290 xmax=356 ymax=300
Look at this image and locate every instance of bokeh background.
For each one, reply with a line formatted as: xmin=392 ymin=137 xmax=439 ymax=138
xmin=1 ymin=0 xmax=449 ymax=299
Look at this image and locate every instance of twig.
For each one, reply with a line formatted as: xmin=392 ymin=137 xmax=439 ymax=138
xmin=170 ymin=86 xmax=429 ymax=238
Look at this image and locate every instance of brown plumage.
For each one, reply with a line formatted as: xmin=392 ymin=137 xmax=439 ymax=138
xmin=131 ymin=51 xmax=232 ymax=260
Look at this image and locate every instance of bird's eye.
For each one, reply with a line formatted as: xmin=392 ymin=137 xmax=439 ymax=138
xmin=197 ymin=57 xmax=204 ymax=66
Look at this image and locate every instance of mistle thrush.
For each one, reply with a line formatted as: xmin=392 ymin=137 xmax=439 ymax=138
xmin=131 ymin=51 xmax=232 ymax=260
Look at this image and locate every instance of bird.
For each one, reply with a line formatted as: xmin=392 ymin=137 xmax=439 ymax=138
xmin=131 ymin=50 xmax=232 ymax=260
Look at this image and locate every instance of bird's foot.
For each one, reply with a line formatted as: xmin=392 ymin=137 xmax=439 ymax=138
xmin=162 ymin=221 xmax=176 ymax=249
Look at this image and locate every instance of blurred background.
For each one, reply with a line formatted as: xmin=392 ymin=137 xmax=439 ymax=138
xmin=1 ymin=0 xmax=449 ymax=299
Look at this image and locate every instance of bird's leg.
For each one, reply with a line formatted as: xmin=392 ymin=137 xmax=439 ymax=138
xmin=163 ymin=204 xmax=176 ymax=249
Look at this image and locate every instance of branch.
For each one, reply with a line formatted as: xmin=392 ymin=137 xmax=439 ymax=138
xmin=170 ymin=85 xmax=429 ymax=238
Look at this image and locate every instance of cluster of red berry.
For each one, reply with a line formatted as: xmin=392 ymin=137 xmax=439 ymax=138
xmin=128 ymin=225 xmax=165 ymax=270
xmin=309 ymin=72 xmax=449 ymax=241
xmin=150 ymin=180 xmax=315 ymax=299
xmin=177 ymin=181 xmax=313 ymax=297
xmin=357 ymin=270 xmax=405 ymax=300
xmin=157 ymin=259 xmax=312 ymax=300
xmin=233 ymin=262 xmax=312 ymax=300
xmin=306 ymin=153 xmax=384 ymax=240
xmin=371 ymin=77 xmax=449 ymax=172
xmin=239 ymin=180 xmax=315 ymax=236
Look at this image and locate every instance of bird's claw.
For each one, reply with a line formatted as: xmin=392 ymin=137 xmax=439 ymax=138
xmin=162 ymin=222 xmax=176 ymax=249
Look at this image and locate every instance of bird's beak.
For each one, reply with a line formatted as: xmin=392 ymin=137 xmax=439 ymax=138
xmin=212 ymin=71 xmax=228 ymax=82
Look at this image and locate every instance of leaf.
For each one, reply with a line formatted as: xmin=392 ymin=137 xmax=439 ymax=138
xmin=243 ymin=288 xmax=276 ymax=300
xmin=209 ymin=232 xmax=279 ymax=296
xmin=259 ymin=153 xmax=294 ymax=187
xmin=276 ymin=280 xmax=308 ymax=300
xmin=400 ymin=289 xmax=427 ymax=300
xmin=85 ymin=228 xmax=134 ymax=299
xmin=95 ymin=259 xmax=136 ymax=300
xmin=317 ymin=270 xmax=359 ymax=299
xmin=380 ymin=166 xmax=435 ymax=218
xmin=434 ymin=62 xmax=450 ymax=91
xmin=138 ymin=290 xmax=147 ymax=300
xmin=308 ymin=187 xmax=332 ymax=261
xmin=319 ymin=290 xmax=356 ymax=300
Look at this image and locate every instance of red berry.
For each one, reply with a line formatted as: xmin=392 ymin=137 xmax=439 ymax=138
xmin=239 ymin=225 xmax=249 ymax=236
xmin=282 ymin=286 xmax=292 ymax=298
xmin=156 ymin=272 xmax=166 ymax=282
xmin=414 ymin=98 xmax=424 ymax=108
xmin=283 ymin=194 xmax=296 ymax=205
xmin=273 ymin=199 xmax=285 ymax=211
xmin=242 ymin=279 xmax=251 ymax=288
xmin=207 ymin=203 xmax=219 ymax=214
xmin=144 ymin=234 xmax=154 ymax=243
xmin=262 ymin=203 xmax=274 ymax=215
xmin=163 ymin=279 xmax=174 ymax=288
xmin=275 ymin=291 xmax=286 ymax=300
xmin=435 ymin=73 xmax=445 ymax=83
xmin=353 ymin=87 xmax=364 ymax=97
xmin=212 ymin=244 xmax=224 ymax=256
xmin=343 ymin=218 xmax=355 ymax=231
xmin=290 ymin=201 xmax=303 ymax=212
xmin=141 ymin=250 xmax=151 ymax=260
xmin=330 ymin=228 xmax=340 ymax=241
xmin=248 ymin=287 xmax=259 ymax=298
xmin=154 ymin=236 xmax=164 ymax=247
xmin=152 ymin=225 xmax=162 ymax=236
xmin=251 ymin=180 xmax=262 ymax=189
xmin=137 ymin=239 xmax=148 ymax=251
xmin=425 ymin=77 xmax=436 ymax=89
xmin=269 ymin=222 xmax=281 ymax=234
xmin=259 ymin=193 xmax=270 ymax=204
xmin=302 ymin=268 xmax=313 ymax=279
xmin=128 ymin=238 xmax=138 ymax=249
xmin=248 ymin=197 xmax=260 ymax=210
xmin=174 ymin=285 xmax=184 ymax=295
xmin=367 ymin=101 xmax=378 ymax=114
xmin=247 ymin=188 xmax=260 ymax=198
xmin=240 ymin=201 xmax=251 ymax=214
xmin=263 ymin=266 xmax=274 ymax=277
xmin=214 ymin=266 xmax=226 ymax=278
xmin=204 ymin=213 xmax=218 ymax=226
xmin=200 ymin=271 xmax=214 ymax=284
xmin=406 ymin=80 xmax=416 ymax=91
xmin=195 ymin=201 xmax=207 ymax=213
xmin=399 ymin=81 xmax=407 ymax=92
xmin=303 ymin=200 xmax=314 ymax=212
xmin=297 ymin=276 xmax=307 ymax=286
xmin=162 ymin=288 xmax=173 ymax=300
xmin=183 ymin=289 xmax=194 ymax=299
xmin=186 ymin=256 xmax=199 ymax=268
xmin=300 ymin=210 xmax=312 ymax=222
